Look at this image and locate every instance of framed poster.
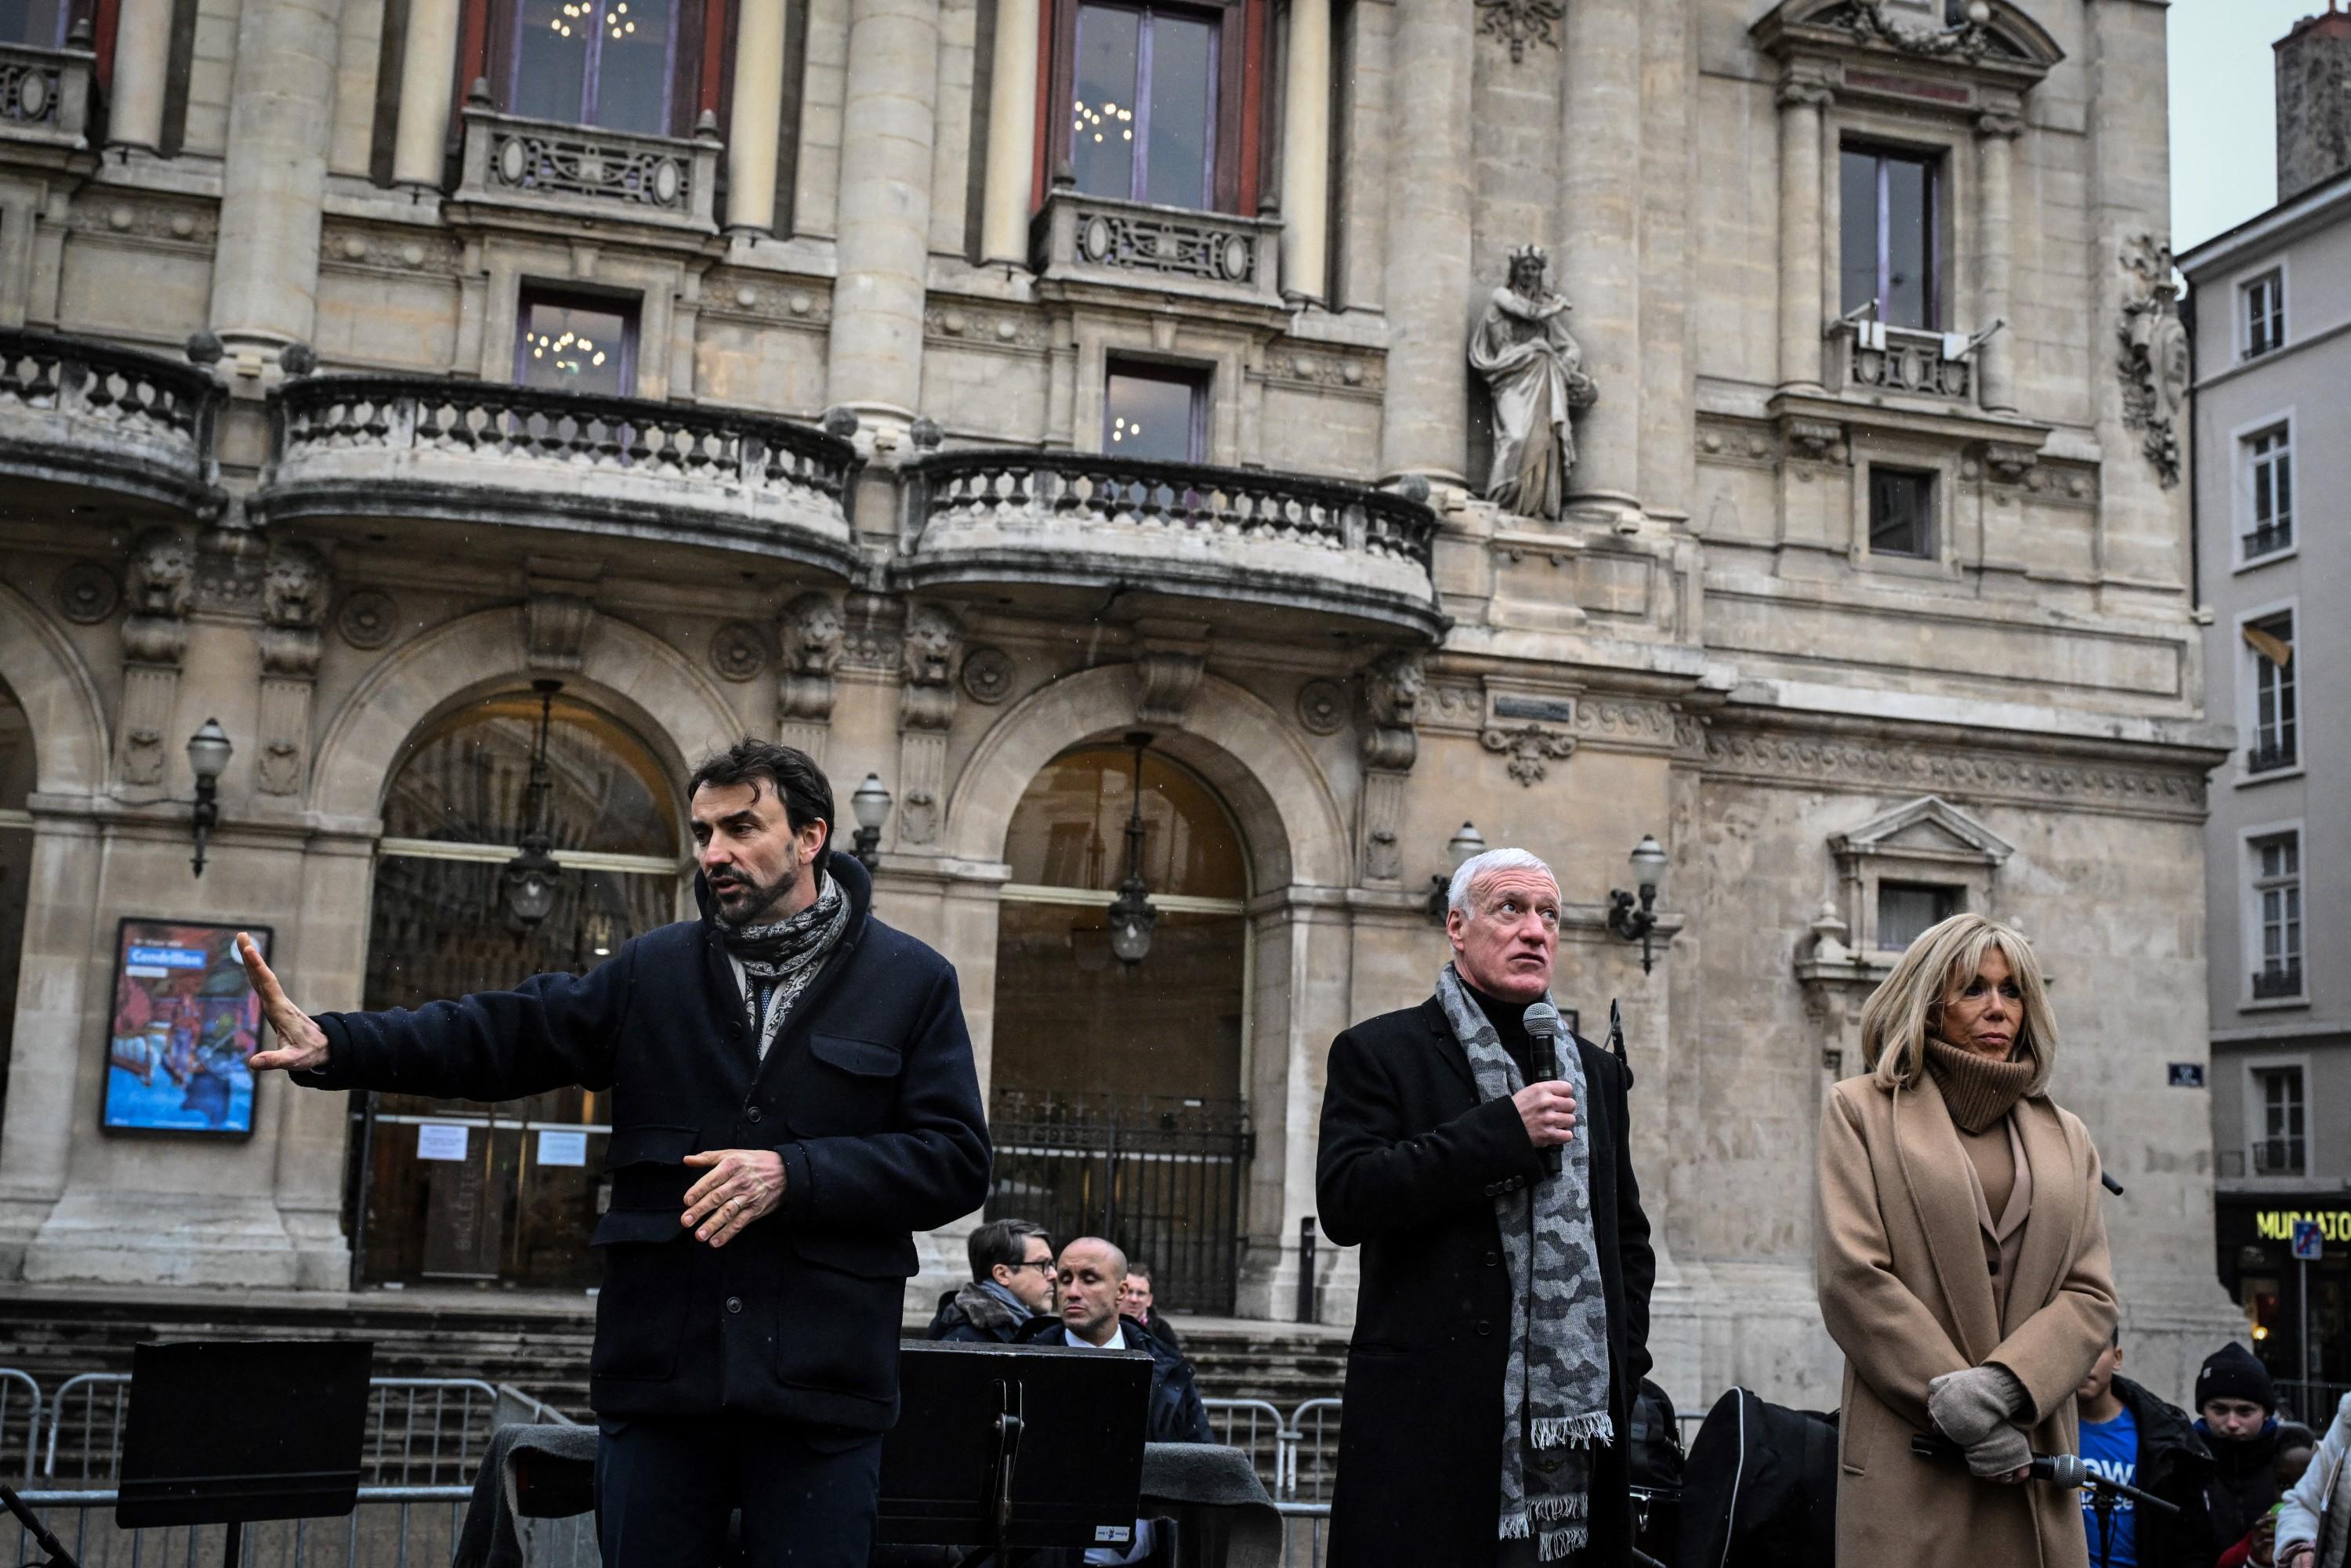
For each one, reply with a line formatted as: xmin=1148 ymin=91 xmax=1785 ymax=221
xmin=103 ymin=920 xmax=268 ymax=1137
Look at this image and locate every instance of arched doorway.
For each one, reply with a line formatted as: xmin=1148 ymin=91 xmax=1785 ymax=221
xmin=0 ymin=680 xmax=31 ymax=1135
xmin=350 ymin=686 xmax=685 ymax=1288
xmin=987 ymin=740 xmax=1252 ymax=1315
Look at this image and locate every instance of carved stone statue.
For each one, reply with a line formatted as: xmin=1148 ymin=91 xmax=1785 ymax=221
xmin=782 ymin=592 xmax=846 ymax=677
xmin=1469 ymin=245 xmax=1598 ymax=520
xmin=126 ymin=529 xmax=196 ymax=621
xmin=2117 ymin=234 xmax=2188 ymax=488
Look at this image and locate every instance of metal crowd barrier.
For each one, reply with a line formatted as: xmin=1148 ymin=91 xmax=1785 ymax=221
xmin=1199 ymin=1396 xmax=1343 ymax=1503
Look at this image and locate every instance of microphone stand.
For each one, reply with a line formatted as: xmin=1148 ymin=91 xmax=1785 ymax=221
xmin=1910 ymin=1432 xmax=2174 ymax=1568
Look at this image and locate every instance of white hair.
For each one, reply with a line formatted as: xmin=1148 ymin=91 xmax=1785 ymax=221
xmin=1447 ymin=848 xmax=1557 ymax=914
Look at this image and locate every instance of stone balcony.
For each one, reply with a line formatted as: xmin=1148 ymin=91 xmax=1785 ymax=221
xmin=1828 ymin=320 xmax=1976 ymax=406
xmin=898 ymin=450 xmax=1444 ymax=641
xmin=451 ymin=103 xmax=720 ymax=236
xmin=259 ymin=375 xmax=860 ymax=576
xmin=0 ymin=328 xmax=222 ymax=516
xmin=1031 ymin=189 xmax=1285 ymax=313
xmin=0 ymin=41 xmax=94 ymax=159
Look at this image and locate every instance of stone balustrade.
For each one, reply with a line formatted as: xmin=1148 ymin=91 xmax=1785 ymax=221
xmin=262 ymin=375 xmax=860 ymax=574
xmin=901 ymin=449 xmax=1443 ymax=639
xmin=0 ymin=328 xmax=221 ymax=513
xmin=1831 ymin=320 xmax=1976 ymax=404
xmin=454 ymin=106 xmax=720 ymax=233
xmin=0 ymin=42 xmax=92 ymax=149
xmin=1031 ymin=189 xmax=1285 ymax=310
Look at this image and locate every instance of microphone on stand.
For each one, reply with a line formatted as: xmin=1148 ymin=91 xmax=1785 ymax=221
xmin=1523 ymin=1001 xmax=1563 ymax=1179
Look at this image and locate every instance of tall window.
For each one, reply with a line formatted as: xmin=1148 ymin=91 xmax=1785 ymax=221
xmin=1053 ymin=0 xmax=1257 ymax=213
xmin=2244 ymin=270 xmax=2285 ymax=360
xmin=1841 ymin=147 xmax=1940 ymax=331
xmin=2251 ymin=1066 xmax=2305 ymax=1173
xmin=1877 ymin=882 xmax=1958 ymax=952
xmin=2244 ymin=426 xmax=2293 ymax=559
xmin=0 ymin=0 xmax=67 ymax=45
xmin=1867 ymin=466 xmax=1935 ymax=558
xmin=1103 ymin=361 xmax=1206 ymax=462
xmin=510 ymin=0 xmax=679 ymax=134
xmin=515 ymin=289 xmax=636 ymax=397
xmin=2250 ymin=833 xmax=2303 ymax=1001
xmin=2245 ymin=614 xmax=2296 ymax=773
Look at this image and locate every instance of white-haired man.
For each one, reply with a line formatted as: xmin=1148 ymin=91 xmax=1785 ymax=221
xmin=1317 ymin=847 xmax=1654 ymax=1567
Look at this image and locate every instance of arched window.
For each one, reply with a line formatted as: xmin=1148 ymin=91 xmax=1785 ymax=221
xmin=988 ymin=741 xmax=1252 ymax=1313
xmin=353 ymin=690 xmax=684 ymax=1288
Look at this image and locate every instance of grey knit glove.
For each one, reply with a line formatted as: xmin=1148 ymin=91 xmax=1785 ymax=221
xmin=1963 ymin=1421 xmax=2033 ymax=1479
xmin=1927 ymin=1364 xmax=2028 ymax=1447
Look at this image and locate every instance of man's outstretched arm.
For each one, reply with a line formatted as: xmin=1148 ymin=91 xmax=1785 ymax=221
xmin=239 ymin=931 xmax=624 ymax=1100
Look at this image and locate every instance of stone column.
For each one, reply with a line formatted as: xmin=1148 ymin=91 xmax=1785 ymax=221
xmin=1775 ymin=72 xmax=1833 ymax=394
xmin=389 ymin=0 xmax=462 ymax=190
xmin=727 ymin=0 xmax=792 ymax=234
xmin=1557 ymin=0 xmax=1642 ymax=512
xmin=826 ymin=0 xmax=941 ymax=419
xmin=108 ymin=0 xmax=176 ymax=151
xmin=977 ymin=0 xmax=1041 ymax=265
xmin=1973 ymin=107 xmax=2022 ymax=414
xmin=208 ymin=0 xmax=344 ymax=360
xmin=1376 ymin=0 xmax=1471 ymax=486
xmin=1279 ymin=0 xmax=1331 ymax=303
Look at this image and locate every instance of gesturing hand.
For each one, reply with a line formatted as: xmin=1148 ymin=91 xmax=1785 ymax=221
xmin=682 ymin=1150 xmax=785 ymax=1247
xmin=1512 ymin=1081 xmax=1577 ymax=1148
xmin=237 ymin=932 xmax=332 ymax=1074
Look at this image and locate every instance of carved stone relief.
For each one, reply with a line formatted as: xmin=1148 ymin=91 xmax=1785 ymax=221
xmin=1469 ymin=247 xmax=1597 ymax=520
xmin=336 ymin=589 xmax=400 ymax=650
xmin=2117 ymin=234 xmax=2187 ymax=489
xmin=961 ymin=647 xmax=1016 ymax=705
xmin=710 ymin=621 xmax=773 ymax=683
xmin=116 ymin=529 xmax=197 ymax=791
xmin=895 ymin=603 xmax=963 ymax=850
xmin=1135 ymin=649 xmax=1206 ymax=726
xmin=1360 ymin=650 xmax=1423 ymax=772
xmin=257 ymin=541 xmax=330 ymax=797
xmin=1474 ymin=0 xmax=1561 ymax=62
xmin=1295 ymin=679 xmax=1346 ymax=737
xmin=53 ymin=561 xmax=119 ymax=625
xmin=1480 ymin=724 xmax=1578 ymax=787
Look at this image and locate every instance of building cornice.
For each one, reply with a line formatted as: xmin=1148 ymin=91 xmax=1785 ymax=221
xmin=2179 ymin=169 xmax=2351 ymax=278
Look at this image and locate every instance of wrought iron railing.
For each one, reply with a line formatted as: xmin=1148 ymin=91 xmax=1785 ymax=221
xmin=0 ymin=41 xmax=92 ymax=142
xmin=2244 ymin=522 xmax=2294 ymax=559
xmin=456 ymin=105 xmax=720 ymax=229
xmin=2251 ymin=1135 xmax=2306 ymax=1174
xmin=270 ymin=373 xmax=857 ymax=509
xmin=2247 ymin=739 xmax=2298 ymax=775
xmin=1032 ymin=188 xmax=1284 ymax=306
xmin=907 ymin=449 xmax=1440 ymax=574
xmin=2251 ymin=967 xmax=2305 ymax=1003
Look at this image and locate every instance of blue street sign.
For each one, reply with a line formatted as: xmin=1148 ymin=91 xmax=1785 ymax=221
xmin=2168 ymin=1063 xmax=2205 ymax=1088
xmin=2293 ymin=1219 xmax=2324 ymax=1262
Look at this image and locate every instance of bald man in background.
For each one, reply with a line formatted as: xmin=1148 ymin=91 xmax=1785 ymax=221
xmin=1017 ymin=1237 xmax=1212 ymax=1444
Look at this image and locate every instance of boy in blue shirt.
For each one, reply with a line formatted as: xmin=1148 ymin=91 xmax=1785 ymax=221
xmin=2074 ymin=1330 xmax=2219 ymax=1568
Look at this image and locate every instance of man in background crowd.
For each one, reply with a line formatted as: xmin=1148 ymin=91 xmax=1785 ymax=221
xmin=930 ymin=1218 xmax=1056 ymax=1343
xmin=2072 ymin=1327 xmax=2215 ymax=1566
xmin=1020 ymin=1237 xmax=1212 ymax=1444
xmin=2200 ymin=1344 xmax=2293 ymax=1562
xmin=1120 ymin=1260 xmax=1181 ymax=1356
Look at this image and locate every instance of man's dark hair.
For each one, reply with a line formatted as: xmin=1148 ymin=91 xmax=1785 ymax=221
xmin=969 ymin=1218 xmax=1048 ymax=1282
xmin=687 ymin=741 xmax=833 ymax=856
xmin=1127 ymin=1259 xmax=1154 ymax=1285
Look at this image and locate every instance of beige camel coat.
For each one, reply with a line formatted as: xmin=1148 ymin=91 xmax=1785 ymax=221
xmin=1817 ymin=1070 xmax=2119 ymax=1568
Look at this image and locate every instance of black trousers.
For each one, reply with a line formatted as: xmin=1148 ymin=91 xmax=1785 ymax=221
xmin=596 ymin=1414 xmax=886 ymax=1568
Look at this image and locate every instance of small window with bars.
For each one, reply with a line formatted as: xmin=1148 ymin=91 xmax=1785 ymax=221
xmin=2251 ymin=1065 xmax=2304 ymax=1173
xmin=1877 ymin=882 xmax=1959 ymax=953
xmin=2243 ymin=426 xmax=2293 ymax=559
xmin=2249 ymin=833 xmax=2302 ymax=1001
xmin=2244 ymin=614 xmax=2296 ymax=774
xmin=2243 ymin=270 xmax=2285 ymax=360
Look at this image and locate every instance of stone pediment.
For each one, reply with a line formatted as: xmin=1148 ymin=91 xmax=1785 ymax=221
xmin=1751 ymin=0 xmax=2063 ymax=97
xmin=1829 ymin=794 xmax=2014 ymax=868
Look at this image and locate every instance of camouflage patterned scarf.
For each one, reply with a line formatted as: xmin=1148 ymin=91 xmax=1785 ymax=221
xmin=1435 ymin=962 xmax=1614 ymax=1561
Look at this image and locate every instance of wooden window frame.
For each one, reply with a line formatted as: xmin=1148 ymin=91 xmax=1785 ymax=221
xmin=460 ymin=0 xmax=722 ymax=139
xmin=1042 ymin=0 xmax=1266 ymax=215
xmin=1840 ymin=141 xmax=1943 ymax=334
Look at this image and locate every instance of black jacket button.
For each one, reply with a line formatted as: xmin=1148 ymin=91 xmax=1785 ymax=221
xmin=746 ymin=1106 xmax=763 ymax=1124
xmin=726 ymin=1296 xmax=744 ymax=1314
xmin=1475 ymin=1320 xmax=1492 ymax=1337
xmin=1483 ymin=1251 xmax=1498 ymax=1268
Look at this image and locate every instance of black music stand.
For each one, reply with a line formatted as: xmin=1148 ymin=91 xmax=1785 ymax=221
xmin=878 ymin=1340 xmax=1154 ymax=1559
xmin=115 ymin=1340 xmax=375 ymax=1566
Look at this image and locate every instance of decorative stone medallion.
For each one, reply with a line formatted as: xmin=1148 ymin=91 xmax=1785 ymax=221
xmin=710 ymin=621 xmax=772 ymax=683
xmin=336 ymin=589 xmax=400 ymax=650
xmin=53 ymin=561 xmax=120 ymax=625
xmin=1295 ymin=679 xmax=1346 ymax=736
xmin=961 ymin=646 xmax=1016 ymax=705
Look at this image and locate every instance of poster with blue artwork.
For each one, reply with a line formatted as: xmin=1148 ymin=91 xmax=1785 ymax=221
xmin=103 ymin=920 xmax=267 ymax=1137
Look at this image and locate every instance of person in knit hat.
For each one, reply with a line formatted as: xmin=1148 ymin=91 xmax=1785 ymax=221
xmin=2199 ymin=1342 xmax=2289 ymax=1559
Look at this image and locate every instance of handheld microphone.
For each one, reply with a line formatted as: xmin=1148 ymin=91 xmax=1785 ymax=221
xmin=1908 ymin=1433 xmax=2179 ymax=1515
xmin=1523 ymin=1001 xmax=1563 ymax=1179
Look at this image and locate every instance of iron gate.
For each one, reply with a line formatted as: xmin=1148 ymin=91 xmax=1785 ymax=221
xmin=986 ymin=1090 xmax=1253 ymax=1316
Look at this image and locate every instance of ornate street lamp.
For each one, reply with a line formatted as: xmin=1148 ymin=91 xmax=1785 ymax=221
xmin=1426 ymin=821 xmax=1487 ymax=923
xmin=849 ymin=773 xmax=893 ymax=871
xmin=501 ymin=680 xmax=564 ymax=932
xmin=1105 ymin=731 xmax=1159 ymax=966
xmin=1605 ymin=833 xmax=1669 ymax=973
xmin=186 ymin=719 xmax=232 ymax=877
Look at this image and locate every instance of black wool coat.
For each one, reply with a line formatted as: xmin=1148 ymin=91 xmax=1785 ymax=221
xmin=2109 ymin=1374 xmax=2217 ymax=1568
xmin=299 ymin=850 xmax=991 ymax=1432
xmin=1315 ymin=997 xmax=1655 ymax=1568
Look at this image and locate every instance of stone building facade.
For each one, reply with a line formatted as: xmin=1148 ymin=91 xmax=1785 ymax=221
xmin=0 ymin=0 xmax=2240 ymax=1407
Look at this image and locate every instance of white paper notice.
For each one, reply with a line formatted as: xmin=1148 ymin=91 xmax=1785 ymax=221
xmin=415 ymin=1123 xmax=469 ymax=1161
xmin=536 ymin=1129 xmax=589 ymax=1168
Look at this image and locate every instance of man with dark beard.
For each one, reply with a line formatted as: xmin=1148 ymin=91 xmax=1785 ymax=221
xmin=237 ymin=740 xmax=989 ymax=1568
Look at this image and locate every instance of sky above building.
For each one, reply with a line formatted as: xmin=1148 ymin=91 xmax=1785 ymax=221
xmin=2170 ymin=0 xmax=2328 ymax=251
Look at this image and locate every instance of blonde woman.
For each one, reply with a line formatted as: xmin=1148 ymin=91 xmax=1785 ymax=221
xmin=1817 ymin=912 xmax=2119 ymax=1568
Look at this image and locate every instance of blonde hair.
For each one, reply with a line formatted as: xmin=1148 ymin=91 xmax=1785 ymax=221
xmin=1858 ymin=912 xmax=2057 ymax=1093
